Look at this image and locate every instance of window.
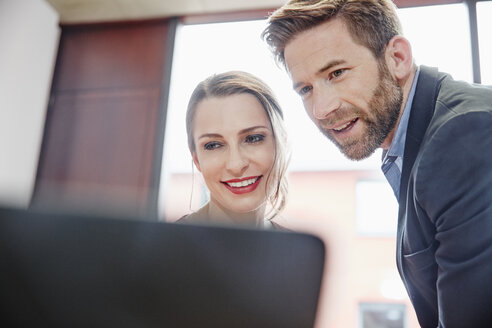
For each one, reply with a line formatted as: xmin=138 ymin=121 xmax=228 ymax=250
xmin=159 ymin=3 xmax=476 ymax=219
xmin=355 ymin=179 xmax=399 ymax=237
xmin=158 ymin=19 xmax=382 ymax=218
xmin=397 ymin=3 xmax=472 ymax=82
xmin=477 ymin=1 xmax=492 ymax=84
xmin=359 ymin=303 xmax=407 ymax=328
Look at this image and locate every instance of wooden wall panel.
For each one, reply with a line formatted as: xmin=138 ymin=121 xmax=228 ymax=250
xmin=53 ymin=23 xmax=167 ymax=91
xmin=32 ymin=20 xmax=175 ymax=219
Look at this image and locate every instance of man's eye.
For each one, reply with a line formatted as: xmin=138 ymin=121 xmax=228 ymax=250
xmin=298 ymin=85 xmax=312 ymax=96
xmin=204 ymin=142 xmax=221 ymax=150
xmin=245 ymin=134 xmax=265 ymax=143
xmin=331 ymin=69 xmax=345 ymax=78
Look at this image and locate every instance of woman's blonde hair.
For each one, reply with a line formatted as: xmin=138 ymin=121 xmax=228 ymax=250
xmin=186 ymin=71 xmax=290 ymax=219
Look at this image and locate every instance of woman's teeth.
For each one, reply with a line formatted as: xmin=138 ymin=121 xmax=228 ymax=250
xmin=227 ymin=177 xmax=258 ymax=187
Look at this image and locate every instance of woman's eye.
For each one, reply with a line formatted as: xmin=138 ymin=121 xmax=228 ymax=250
xmin=204 ymin=142 xmax=221 ymax=150
xmin=245 ymin=134 xmax=265 ymax=144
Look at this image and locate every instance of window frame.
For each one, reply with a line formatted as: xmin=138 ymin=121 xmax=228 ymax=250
xmin=178 ymin=0 xmax=491 ymax=84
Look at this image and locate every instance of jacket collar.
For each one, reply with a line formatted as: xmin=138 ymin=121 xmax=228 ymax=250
xmin=398 ymin=65 xmax=446 ymax=206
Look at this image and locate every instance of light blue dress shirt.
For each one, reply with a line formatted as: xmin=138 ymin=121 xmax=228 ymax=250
xmin=381 ymin=67 xmax=420 ymax=201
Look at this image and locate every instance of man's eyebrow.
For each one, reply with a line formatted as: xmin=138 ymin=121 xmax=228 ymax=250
xmin=317 ymin=59 xmax=346 ymax=75
xmin=292 ymin=59 xmax=347 ymax=90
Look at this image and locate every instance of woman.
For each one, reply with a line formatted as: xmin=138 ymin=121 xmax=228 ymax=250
xmin=178 ymin=71 xmax=290 ymax=229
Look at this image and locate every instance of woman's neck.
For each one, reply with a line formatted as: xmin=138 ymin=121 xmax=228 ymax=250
xmin=205 ymin=201 xmax=266 ymax=228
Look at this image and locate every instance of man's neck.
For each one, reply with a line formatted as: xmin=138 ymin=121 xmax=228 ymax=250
xmin=380 ymin=65 xmax=418 ymax=150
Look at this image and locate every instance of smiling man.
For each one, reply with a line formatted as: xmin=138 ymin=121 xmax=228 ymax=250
xmin=285 ymin=17 xmax=405 ymax=161
xmin=262 ymin=0 xmax=492 ymax=326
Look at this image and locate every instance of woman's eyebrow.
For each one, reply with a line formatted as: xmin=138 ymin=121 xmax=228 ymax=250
xmin=198 ymin=133 xmax=222 ymax=140
xmin=239 ymin=125 xmax=269 ymax=134
xmin=198 ymin=126 xmax=269 ymax=140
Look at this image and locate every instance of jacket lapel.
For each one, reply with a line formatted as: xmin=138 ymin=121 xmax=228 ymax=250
xmin=396 ymin=66 xmax=444 ymax=277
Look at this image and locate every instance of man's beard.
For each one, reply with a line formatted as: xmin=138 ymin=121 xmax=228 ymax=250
xmin=318 ymin=61 xmax=403 ymax=160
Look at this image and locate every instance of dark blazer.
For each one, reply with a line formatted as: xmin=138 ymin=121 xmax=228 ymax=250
xmin=398 ymin=66 xmax=492 ymax=327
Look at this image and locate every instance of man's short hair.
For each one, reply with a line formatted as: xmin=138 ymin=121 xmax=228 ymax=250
xmin=262 ymin=0 xmax=403 ymax=67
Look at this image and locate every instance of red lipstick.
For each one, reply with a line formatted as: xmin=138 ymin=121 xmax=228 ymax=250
xmin=222 ymin=176 xmax=262 ymax=195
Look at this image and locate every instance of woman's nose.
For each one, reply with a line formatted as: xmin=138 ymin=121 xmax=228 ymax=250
xmin=225 ymin=147 xmax=249 ymax=176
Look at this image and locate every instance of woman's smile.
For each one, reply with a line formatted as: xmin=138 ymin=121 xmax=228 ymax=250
xmin=222 ymin=176 xmax=263 ymax=194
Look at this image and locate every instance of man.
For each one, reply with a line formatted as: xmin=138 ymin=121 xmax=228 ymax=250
xmin=262 ymin=0 xmax=492 ymax=327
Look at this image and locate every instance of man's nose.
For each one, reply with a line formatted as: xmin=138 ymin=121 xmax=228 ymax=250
xmin=225 ymin=147 xmax=249 ymax=176
xmin=311 ymin=88 xmax=340 ymax=120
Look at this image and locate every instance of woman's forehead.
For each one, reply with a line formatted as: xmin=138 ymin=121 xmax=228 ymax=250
xmin=193 ymin=94 xmax=271 ymax=135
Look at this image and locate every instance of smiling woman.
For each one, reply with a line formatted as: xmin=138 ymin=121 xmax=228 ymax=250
xmin=176 ymin=71 xmax=290 ymax=229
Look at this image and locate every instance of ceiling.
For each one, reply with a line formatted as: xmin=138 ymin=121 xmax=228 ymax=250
xmin=45 ymin=0 xmax=286 ymax=24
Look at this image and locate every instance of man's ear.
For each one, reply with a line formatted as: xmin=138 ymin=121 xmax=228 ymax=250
xmin=384 ymin=36 xmax=413 ymax=81
xmin=192 ymin=152 xmax=201 ymax=172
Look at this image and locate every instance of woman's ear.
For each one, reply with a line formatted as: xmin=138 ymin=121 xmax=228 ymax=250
xmin=192 ymin=152 xmax=201 ymax=172
xmin=384 ymin=36 xmax=413 ymax=80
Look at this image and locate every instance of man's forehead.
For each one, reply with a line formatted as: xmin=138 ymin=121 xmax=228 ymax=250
xmin=285 ymin=29 xmax=341 ymax=73
xmin=284 ymin=19 xmax=359 ymax=79
xmin=285 ymin=44 xmax=332 ymax=76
